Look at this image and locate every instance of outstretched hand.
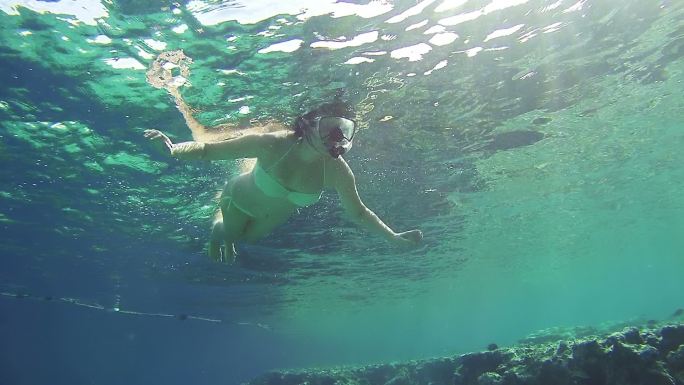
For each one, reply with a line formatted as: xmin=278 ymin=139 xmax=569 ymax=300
xmin=144 ymin=129 xmax=174 ymax=154
xmin=393 ymin=229 xmax=423 ymax=247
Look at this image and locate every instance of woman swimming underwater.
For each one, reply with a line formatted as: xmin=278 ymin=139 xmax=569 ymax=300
xmin=145 ymin=101 xmax=423 ymax=263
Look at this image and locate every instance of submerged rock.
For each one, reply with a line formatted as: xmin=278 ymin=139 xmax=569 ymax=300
xmin=476 ymin=372 xmax=502 ymax=385
xmin=247 ymin=322 xmax=684 ymax=385
xmin=622 ymin=327 xmax=644 ymax=344
xmin=668 ymin=344 xmax=684 ymax=369
xmin=660 ymin=324 xmax=684 ymax=352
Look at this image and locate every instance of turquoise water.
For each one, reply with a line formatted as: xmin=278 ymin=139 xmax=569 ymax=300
xmin=1 ymin=0 xmax=683 ymax=384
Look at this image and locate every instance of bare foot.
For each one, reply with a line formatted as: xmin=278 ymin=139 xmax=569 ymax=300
xmin=208 ymin=240 xmax=222 ymax=262
xmin=208 ymin=244 xmax=237 ymax=264
xmin=208 ymin=219 xmax=237 ymax=264
xmin=222 ymin=244 xmax=237 ymax=264
xmin=208 ymin=219 xmax=224 ymax=262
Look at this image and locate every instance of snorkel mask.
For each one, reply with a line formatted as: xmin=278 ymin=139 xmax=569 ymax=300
xmin=313 ymin=116 xmax=357 ymax=158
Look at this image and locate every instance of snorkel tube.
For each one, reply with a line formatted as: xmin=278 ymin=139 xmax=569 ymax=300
xmin=326 ymin=137 xmax=352 ymax=158
xmin=328 ymin=144 xmax=346 ymax=158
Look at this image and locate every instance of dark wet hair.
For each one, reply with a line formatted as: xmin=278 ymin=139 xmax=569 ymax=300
xmin=293 ymin=101 xmax=355 ymax=138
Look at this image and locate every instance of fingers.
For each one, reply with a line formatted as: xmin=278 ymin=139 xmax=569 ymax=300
xmin=398 ymin=229 xmax=423 ymax=245
xmin=144 ymin=129 xmax=163 ymax=139
xmin=144 ymin=129 xmax=158 ymax=139
xmin=144 ymin=130 xmax=173 ymax=148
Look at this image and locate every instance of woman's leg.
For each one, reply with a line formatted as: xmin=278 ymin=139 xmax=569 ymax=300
xmin=209 ymin=197 xmax=251 ymax=263
xmin=208 ymin=209 xmax=225 ymax=261
xmin=240 ymin=210 xmax=293 ymax=243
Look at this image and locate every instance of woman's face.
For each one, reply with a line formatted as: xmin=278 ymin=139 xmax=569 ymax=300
xmin=306 ymin=116 xmax=356 ymax=158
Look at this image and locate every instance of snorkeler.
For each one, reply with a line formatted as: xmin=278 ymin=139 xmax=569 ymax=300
xmin=145 ymin=101 xmax=422 ymax=263
xmin=144 ymin=51 xmax=420 ymax=262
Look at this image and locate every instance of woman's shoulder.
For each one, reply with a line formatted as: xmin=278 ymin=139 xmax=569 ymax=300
xmin=253 ymin=129 xmax=295 ymax=143
xmin=256 ymin=130 xmax=298 ymax=163
xmin=245 ymin=129 xmax=294 ymax=149
xmin=247 ymin=121 xmax=292 ymax=139
xmin=272 ymin=130 xmax=297 ymax=140
xmin=326 ymin=156 xmax=354 ymax=180
xmin=267 ymin=131 xmax=300 ymax=152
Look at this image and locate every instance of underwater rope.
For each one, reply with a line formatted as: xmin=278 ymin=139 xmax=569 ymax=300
xmin=0 ymin=290 xmax=271 ymax=330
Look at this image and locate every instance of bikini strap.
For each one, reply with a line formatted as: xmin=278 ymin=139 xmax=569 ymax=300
xmin=264 ymin=138 xmax=299 ymax=172
xmin=265 ymin=137 xmax=327 ymax=189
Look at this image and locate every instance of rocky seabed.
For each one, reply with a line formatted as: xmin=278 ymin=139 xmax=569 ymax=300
xmin=247 ymin=322 xmax=684 ymax=385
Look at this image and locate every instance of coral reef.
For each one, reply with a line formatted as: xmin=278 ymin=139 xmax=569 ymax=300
xmin=247 ymin=322 xmax=684 ymax=385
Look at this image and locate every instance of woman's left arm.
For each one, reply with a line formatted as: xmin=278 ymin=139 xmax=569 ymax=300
xmin=333 ymin=158 xmax=423 ymax=246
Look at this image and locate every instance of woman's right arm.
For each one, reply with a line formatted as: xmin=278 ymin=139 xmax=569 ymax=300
xmin=144 ymin=129 xmax=278 ymax=160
